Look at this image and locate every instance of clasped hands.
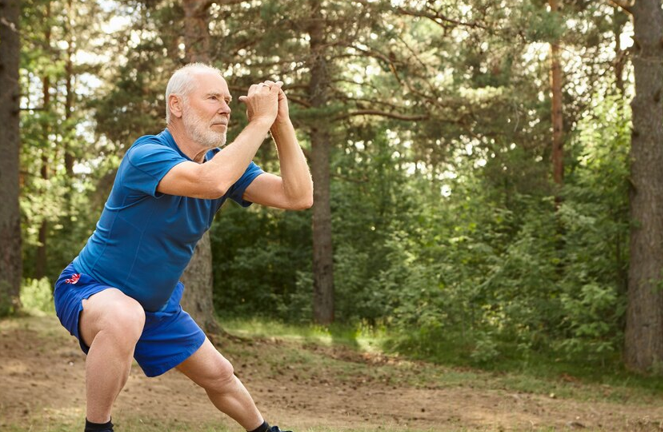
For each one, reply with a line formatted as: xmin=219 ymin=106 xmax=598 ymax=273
xmin=238 ymin=80 xmax=290 ymax=129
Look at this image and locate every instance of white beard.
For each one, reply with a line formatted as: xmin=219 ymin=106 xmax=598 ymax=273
xmin=182 ymin=108 xmax=227 ymax=149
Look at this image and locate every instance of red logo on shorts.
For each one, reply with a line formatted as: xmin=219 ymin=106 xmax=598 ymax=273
xmin=65 ymin=274 xmax=81 ymax=284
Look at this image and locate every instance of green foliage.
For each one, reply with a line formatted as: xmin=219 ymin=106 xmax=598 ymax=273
xmin=210 ymin=201 xmax=313 ymax=322
xmin=20 ymin=278 xmax=55 ymax=314
xmin=382 ymin=93 xmax=630 ymax=367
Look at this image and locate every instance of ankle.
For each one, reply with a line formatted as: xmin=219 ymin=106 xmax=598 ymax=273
xmin=85 ymin=418 xmax=114 ymax=432
xmin=248 ymin=420 xmax=270 ymax=432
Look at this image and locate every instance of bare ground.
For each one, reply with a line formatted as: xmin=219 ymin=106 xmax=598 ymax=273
xmin=1 ymin=315 xmax=663 ymax=432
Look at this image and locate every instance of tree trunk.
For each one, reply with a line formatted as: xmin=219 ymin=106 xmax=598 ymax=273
xmin=308 ymin=0 xmax=334 ymax=325
xmin=625 ymin=0 xmax=663 ymax=373
xmin=549 ymin=0 xmax=563 ymax=189
xmin=64 ymin=0 xmax=75 ymax=179
xmin=180 ymin=0 xmax=219 ymax=334
xmin=181 ymin=232 xmax=218 ymax=333
xmin=36 ymin=17 xmax=51 ymax=280
xmin=0 ymin=0 xmax=23 ymax=315
xmin=184 ymin=0 xmax=210 ymax=63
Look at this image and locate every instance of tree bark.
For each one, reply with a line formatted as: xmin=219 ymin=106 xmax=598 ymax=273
xmin=0 ymin=0 xmax=23 ymax=315
xmin=181 ymin=232 xmax=218 ymax=333
xmin=36 ymin=13 xmax=52 ymax=279
xmin=549 ymin=0 xmax=564 ymax=189
xmin=308 ymin=0 xmax=334 ymax=325
xmin=64 ymin=0 xmax=75 ymax=179
xmin=180 ymin=0 xmax=219 ymax=334
xmin=624 ymin=0 xmax=663 ymax=373
xmin=184 ymin=0 xmax=210 ymax=63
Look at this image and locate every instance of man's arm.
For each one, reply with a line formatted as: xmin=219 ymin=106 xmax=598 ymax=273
xmin=242 ymin=89 xmax=313 ymax=210
xmin=157 ymin=83 xmax=278 ymax=199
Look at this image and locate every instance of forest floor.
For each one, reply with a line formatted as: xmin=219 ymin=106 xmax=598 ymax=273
xmin=1 ymin=314 xmax=663 ymax=432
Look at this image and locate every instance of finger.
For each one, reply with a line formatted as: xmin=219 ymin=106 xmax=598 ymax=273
xmin=275 ymin=81 xmax=283 ymax=88
xmin=248 ymin=84 xmax=259 ymax=95
xmin=264 ymin=80 xmax=275 ymax=86
xmin=238 ymin=96 xmax=248 ymax=104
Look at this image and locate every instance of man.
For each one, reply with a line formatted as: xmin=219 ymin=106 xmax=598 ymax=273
xmin=53 ymin=63 xmax=313 ymax=432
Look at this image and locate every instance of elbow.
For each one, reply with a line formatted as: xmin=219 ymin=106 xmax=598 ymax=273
xmin=200 ymin=183 xmax=227 ymax=200
xmin=293 ymin=194 xmax=313 ymax=210
xmin=204 ymin=175 xmax=230 ymax=199
xmin=211 ymin=185 xmax=229 ymax=200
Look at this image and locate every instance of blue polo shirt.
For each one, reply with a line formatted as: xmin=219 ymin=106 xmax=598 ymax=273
xmin=72 ymin=129 xmax=263 ymax=311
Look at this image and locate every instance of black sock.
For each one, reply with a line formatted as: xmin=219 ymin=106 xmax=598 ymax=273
xmin=85 ymin=418 xmax=114 ymax=431
xmin=248 ymin=420 xmax=270 ymax=432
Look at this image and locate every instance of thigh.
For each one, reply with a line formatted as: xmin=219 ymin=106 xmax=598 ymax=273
xmin=54 ymin=265 xmax=137 ymax=353
xmin=79 ymin=288 xmax=145 ymax=348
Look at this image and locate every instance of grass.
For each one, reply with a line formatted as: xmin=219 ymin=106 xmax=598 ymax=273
xmin=382 ymin=328 xmax=663 ymax=400
xmin=221 ymin=317 xmax=663 ymax=404
xmin=221 ymin=317 xmax=385 ymax=352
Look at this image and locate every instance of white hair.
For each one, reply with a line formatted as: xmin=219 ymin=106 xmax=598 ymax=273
xmin=165 ymin=63 xmax=223 ymax=124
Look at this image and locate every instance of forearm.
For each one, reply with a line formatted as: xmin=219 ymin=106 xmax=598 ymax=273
xmin=203 ymin=119 xmax=272 ymax=194
xmin=271 ymin=120 xmax=313 ymax=208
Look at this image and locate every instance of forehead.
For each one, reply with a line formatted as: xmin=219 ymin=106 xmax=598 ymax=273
xmin=191 ymin=71 xmax=230 ymax=96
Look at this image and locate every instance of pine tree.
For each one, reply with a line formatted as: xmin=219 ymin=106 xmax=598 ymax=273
xmin=179 ymin=0 xmax=220 ymax=334
xmin=616 ymin=0 xmax=663 ymax=373
xmin=0 ymin=0 xmax=23 ymax=315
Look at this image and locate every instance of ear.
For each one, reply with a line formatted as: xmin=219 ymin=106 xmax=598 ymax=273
xmin=169 ymin=95 xmax=184 ymax=120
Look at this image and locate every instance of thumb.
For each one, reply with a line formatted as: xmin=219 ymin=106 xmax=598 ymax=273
xmin=238 ymin=96 xmax=248 ymax=104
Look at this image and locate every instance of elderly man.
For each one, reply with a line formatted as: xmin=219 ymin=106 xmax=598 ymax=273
xmin=53 ymin=63 xmax=312 ymax=432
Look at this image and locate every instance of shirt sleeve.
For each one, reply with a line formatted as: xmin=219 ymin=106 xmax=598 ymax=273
xmin=124 ymin=143 xmax=188 ymax=197
xmin=225 ymin=161 xmax=265 ymax=207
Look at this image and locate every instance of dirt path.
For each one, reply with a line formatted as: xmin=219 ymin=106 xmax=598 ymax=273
xmin=1 ymin=315 xmax=663 ymax=431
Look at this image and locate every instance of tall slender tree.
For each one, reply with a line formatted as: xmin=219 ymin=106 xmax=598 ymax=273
xmin=614 ymin=0 xmax=663 ymax=372
xmin=35 ymin=1 xmax=52 ymax=279
xmin=0 ymin=0 xmax=23 ymax=315
xmin=307 ymin=0 xmax=335 ymax=325
xmin=180 ymin=0 xmax=220 ymax=334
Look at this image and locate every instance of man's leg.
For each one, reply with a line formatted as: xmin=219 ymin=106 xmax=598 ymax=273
xmin=79 ymin=288 xmax=146 ymax=424
xmin=176 ymin=338 xmax=264 ymax=430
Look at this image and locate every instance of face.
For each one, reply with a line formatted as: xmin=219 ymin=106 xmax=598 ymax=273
xmin=181 ymin=72 xmax=232 ymax=149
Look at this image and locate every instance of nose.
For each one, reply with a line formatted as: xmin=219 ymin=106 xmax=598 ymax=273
xmin=219 ymin=100 xmax=231 ymax=116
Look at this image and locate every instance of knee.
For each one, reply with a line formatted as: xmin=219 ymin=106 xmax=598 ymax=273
xmin=207 ymin=358 xmax=235 ymax=392
xmin=102 ymin=297 xmax=145 ymax=344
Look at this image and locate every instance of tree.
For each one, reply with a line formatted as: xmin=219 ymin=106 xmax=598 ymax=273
xmin=35 ymin=1 xmax=52 ymax=279
xmin=616 ymin=0 xmax=663 ymax=373
xmin=307 ymin=0 xmax=335 ymax=325
xmin=179 ymin=0 xmax=220 ymax=334
xmin=0 ymin=0 xmax=23 ymax=315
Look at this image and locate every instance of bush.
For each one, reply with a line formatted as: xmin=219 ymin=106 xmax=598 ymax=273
xmin=20 ymin=278 xmax=55 ymax=314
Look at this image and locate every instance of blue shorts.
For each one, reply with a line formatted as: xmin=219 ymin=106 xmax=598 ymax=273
xmin=54 ymin=263 xmax=206 ymax=377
